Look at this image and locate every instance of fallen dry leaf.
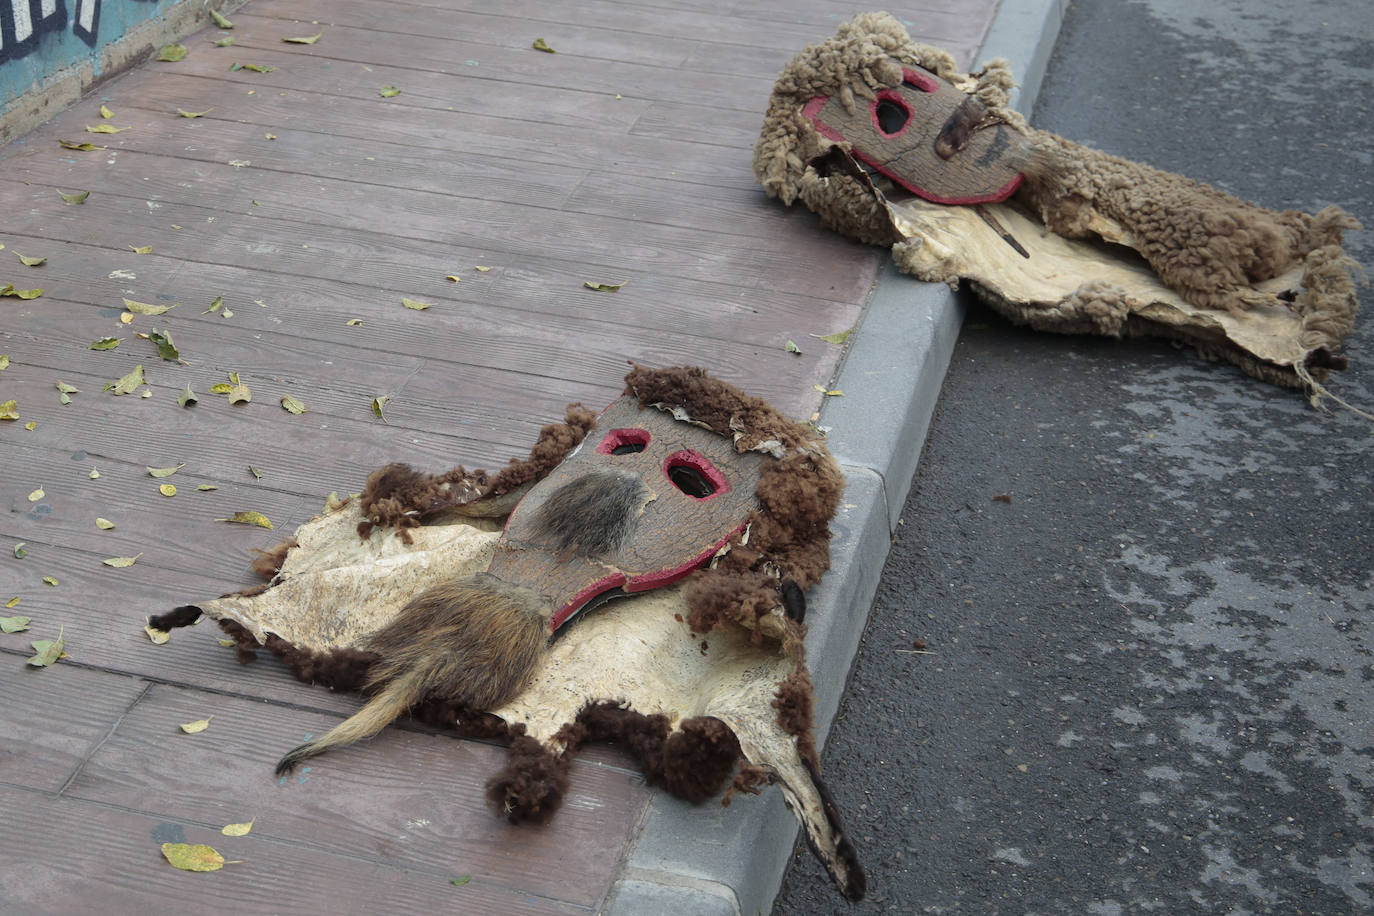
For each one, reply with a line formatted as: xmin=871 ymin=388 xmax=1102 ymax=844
xmin=102 ymin=554 xmax=142 ymax=568
xmin=218 ymin=511 xmax=274 ymax=529
xmin=58 ymin=189 xmax=89 ymax=204
xmin=282 ymin=32 xmax=322 ymax=44
xmin=161 ymin=843 xmax=225 ymax=872
xmin=532 ymin=37 xmax=557 ymax=53
xmin=221 ymin=820 xmax=255 ymax=837
xmin=178 ymin=717 xmax=212 ymax=734
xmin=159 ymin=483 xmax=177 ymax=497
xmin=157 ymin=44 xmax=188 ymax=62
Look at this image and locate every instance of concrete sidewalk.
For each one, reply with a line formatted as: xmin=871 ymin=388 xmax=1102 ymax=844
xmin=609 ymin=2 xmax=1070 ymax=913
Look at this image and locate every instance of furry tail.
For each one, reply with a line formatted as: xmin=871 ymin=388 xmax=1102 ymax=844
xmin=275 ymin=668 xmax=425 ymax=775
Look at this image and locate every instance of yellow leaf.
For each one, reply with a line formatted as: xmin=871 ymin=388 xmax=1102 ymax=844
xmin=89 ymin=337 xmax=121 ymax=350
xmin=177 ymin=108 xmax=213 ymax=118
xmin=28 ymin=488 xmax=44 ymax=502
xmin=4 ymin=597 xmax=19 ymax=609
xmin=280 ymin=394 xmax=307 ymax=414
xmin=378 ymin=86 xmax=401 ymax=98
xmin=0 ymin=400 xmax=18 ymax=420
xmin=103 ymin=554 xmax=141 ymax=568
xmin=160 ymin=843 xmax=225 ymax=872
xmin=86 ymin=124 xmax=128 ymax=134
xmin=208 ymin=383 xmax=233 ymax=395
xmin=144 ymin=622 xmax=170 ymax=645
xmin=120 ymin=312 xmax=134 ymax=324
xmin=532 ymin=37 xmax=557 ymax=53
xmin=157 ymin=44 xmax=188 ymax=62
xmin=16 ymin=252 xmax=46 ymax=266
xmin=159 ymin=483 xmax=177 ymax=497
xmin=401 ymin=297 xmax=433 ymax=310
xmin=210 ymin=9 xmax=233 ymax=28
xmin=474 ymin=265 xmax=492 ymax=271
xmin=24 ymin=421 xmax=35 ymax=431
xmin=197 ymin=484 xmax=219 ymax=491
xmin=282 ymin=32 xmax=322 ymax=44
xmin=58 ymin=189 xmax=90 ymax=204
xmin=218 ymin=511 xmax=274 ymax=530
xmin=346 ymin=318 xmax=363 ymax=326
xmin=96 ymin=518 xmax=115 ymax=529
xmin=228 ymin=382 xmax=251 ymax=404
xmin=89 ymin=467 xmax=100 ymax=479
xmin=129 ymin=245 xmax=153 ymax=255
xmin=105 ymin=364 xmax=146 ymax=395
xmin=247 ymin=465 xmax=263 ymax=479
xmin=147 ymin=464 xmax=184 ymax=478
xmin=120 ymin=300 xmax=167 ymax=318
xmin=221 ymin=819 xmax=255 ymax=837
xmin=178 ymin=717 xmax=212 ymax=734
xmin=42 ymin=576 xmax=58 ymax=586
xmin=445 ymin=275 xmax=461 ymax=282
xmin=58 ymin=140 xmax=103 ymax=151
xmin=371 ymin=396 xmax=389 ymax=423
xmin=583 ymin=280 xmax=625 ymax=292
xmin=100 ymin=104 xmax=114 ymax=119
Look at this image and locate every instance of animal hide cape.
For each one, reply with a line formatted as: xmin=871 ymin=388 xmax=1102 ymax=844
xmin=754 ymin=12 xmax=1364 ymax=399
xmin=150 ymin=365 xmax=866 ymax=901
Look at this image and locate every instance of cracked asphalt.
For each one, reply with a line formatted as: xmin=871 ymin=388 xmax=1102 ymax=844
xmin=774 ymin=0 xmax=1372 ymax=912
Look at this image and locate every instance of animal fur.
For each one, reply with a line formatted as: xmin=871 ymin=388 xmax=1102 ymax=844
xmin=752 ymin=12 xmax=1363 ymax=388
xmin=528 ymin=468 xmax=649 ymax=556
xmin=275 ymin=573 xmax=549 ymax=773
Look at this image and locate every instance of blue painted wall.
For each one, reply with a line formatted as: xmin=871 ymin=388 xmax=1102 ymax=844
xmin=1 ymin=0 xmax=184 ymax=108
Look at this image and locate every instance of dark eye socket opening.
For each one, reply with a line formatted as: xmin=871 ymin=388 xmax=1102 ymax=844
xmin=597 ymin=428 xmax=650 ymax=455
xmin=875 ymin=98 xmax=910 ymax=135
xmin=667 ymin=464 xmax=716 ymax=498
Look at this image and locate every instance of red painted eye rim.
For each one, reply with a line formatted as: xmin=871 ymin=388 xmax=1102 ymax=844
xmin=663 ymin=450 xmax=730 ymax=500
xmin=596 ymin=427 xmax=651 ymax=454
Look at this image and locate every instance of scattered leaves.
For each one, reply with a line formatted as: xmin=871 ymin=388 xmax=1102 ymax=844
xmin=147 ymin=465 xmax=184 ymax=478
xmin=100 ymin=104 xmax=114 ymax=119
xmin=210 ymin=9 xmax=234 ymax=28
xmin=15 ymin=252 xmax=46 ymax=266
xmin=55 ymin=381 xmax=79 ymax=404
xmin=346 ymin=318 xmax=363 ymax=327
xmin=28 ymin=629 xmax=66 ymax=666
xmin=4 ymin=596 xmax=19 ymax=608
xmin=219 ymin=511 xmax=273 ymax=529
xmin=221 ymin=820 xmax=255 ymax=837
xmin=124 ymin=298 xmax=172 ymax=315
xmin=583 ymin=280 xmax=625 ymax=292
xmin=159 ymin=483 xmax=177 ymax=497
xmin=105 ymin=364 xmax=146 ymax=395
xmin=148 ymin=328 xmax=181 ymax=361
xmin=247 ymin=465 xmax=263 ymax=479
xmin=179 ymin=717 xmax=212 ymax=734
xmin=228 ymin=380 xmax=251 ymax=404
xmin=283 ymin=32 xmax=322 ymax=44
xmin=179 ymin=384 xmax=198 ymax=407
xmin=89 ymin=337 xmax=121 ymax=350
xmin=203 ymin=295 xmax=225 ymax=314
xmin=58 ymin=140 xmax=103 ymax=151
xmin=144 ymin=623 xmax=170 ymax=644
xmin=23 ymin=421 xmax=35 ymax=431
xmin=58 ymin=189 xmax=90 ymax=204
xmin=1 ymin=615 xmax=30 ymax=633
xmin=161 ymin=843 xmax=224 ymax=872
xmin=89 ymin=467 xmax=100 ymax=479
xmin=450 ymin=875 xmax=472 ymax=887
xmin=784 ymin=340 xmax=802 ymax=355
xmin=401 ymin=297 xmax=433 ymax=310
xmin=371 ymin=396 xmax=389 ymax=423
xmin=42 ymin=576 xmax=59 ymax=586
xmin=157 ymin=44 xmax=189 ymax=62
xmin=27 ymin=488 xmax=44 ymax=502
xmin=0 ymin=400 xmax=17 ymax=420
xmin=0 ymin=285 xmax=43 ymax=299
xmin=96 ymin=518 xmax=115 ymax=529
xmin=280 ymin=394 xmax=307 ymax=414
xmin=176 ymin=107 xmax=213 ymax=119
xmin=197 ymin=484 xmax=219 ymax=491
xmin=230 ymin=62 xmax=275 ymax=73
xmin=813 ymin=384 xmax=844 ymax=397
xmin=474 ymin=265 xmax=491 ymax=271
xmin=0 ymin=355 xmax=8 ymax=370
xmin=228 ymin=159 xmax=250 ymax=168
xmin=445 ymin=274 xmax=461 ymax=282
xmin=379 ymin=86 xmax=401 ymax=98
xmin=215 ymin=37 xmax=235 ymax=48
xmin=811 ymin=328 xmax=854 ymax=345
xmin=103 ymin=554 xmax=142 ymax=568
xmin=129 ymin=245 xmax=153 ymax=255
xmin=208 ymin=383 xmax=233 ymax=395
xmin=85 ymin=124 xmax=128 ymax=134
xmin=14 ymin=543 xmax=27 ymax=558
xmin=532 ymin=38 xmax=557 ymax=53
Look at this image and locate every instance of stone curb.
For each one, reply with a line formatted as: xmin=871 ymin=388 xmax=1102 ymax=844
xmin=604 ymin=2 xmax=1070 ymax=913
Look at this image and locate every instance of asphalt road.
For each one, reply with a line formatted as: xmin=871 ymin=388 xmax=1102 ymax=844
xmin=774 ymin=0 xmax=1373 ymax=912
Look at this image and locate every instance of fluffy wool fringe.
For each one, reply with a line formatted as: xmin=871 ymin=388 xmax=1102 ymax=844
xmin=756 ymin=11 xmax=1364 ymax=391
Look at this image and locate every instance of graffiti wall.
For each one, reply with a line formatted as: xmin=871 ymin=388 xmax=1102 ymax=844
xmin=1 ymin=0 xmax=190 ymax=122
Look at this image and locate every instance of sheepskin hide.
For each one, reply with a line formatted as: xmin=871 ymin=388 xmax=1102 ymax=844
xmin=151 ymin=365 xmax=865 ymax=902
xmin=754 ymin=12 xmax=1363 ymax=397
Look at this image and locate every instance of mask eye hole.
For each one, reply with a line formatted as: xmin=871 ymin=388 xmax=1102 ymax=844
xmin=597 ymin=428 xmax=649 ymax=455
xmin=875 ymin=98 xmax=910 ymax=135
xmin=664 ymin=450 xmax=729 ymax=500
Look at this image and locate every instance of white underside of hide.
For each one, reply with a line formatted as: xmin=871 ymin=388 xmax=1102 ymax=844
xmin=887 ymin=193 xmax=1312 ymax=368
xmin=196 ymin=503 xmax=852 ymax=889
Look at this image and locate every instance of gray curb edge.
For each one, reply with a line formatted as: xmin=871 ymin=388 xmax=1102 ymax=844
xmin=605 ymin=3 xmax=1069 ymax=913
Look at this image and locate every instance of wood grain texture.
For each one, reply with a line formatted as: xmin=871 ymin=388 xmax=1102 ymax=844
xmin=0 ymin=0 xmax=1000 ymax=907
